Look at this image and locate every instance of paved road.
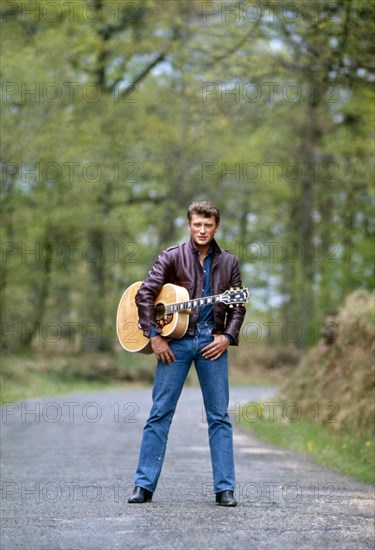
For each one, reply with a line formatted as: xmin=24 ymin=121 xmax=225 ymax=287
xmin=1 ymin=386 xmax=374 ymax=550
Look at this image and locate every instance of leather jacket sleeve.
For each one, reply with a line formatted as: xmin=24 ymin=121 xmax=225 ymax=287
xmin=135 ymin=249 xmax=173 ymax=338
xmin=214 ymin=255 xmax=246 ymax=345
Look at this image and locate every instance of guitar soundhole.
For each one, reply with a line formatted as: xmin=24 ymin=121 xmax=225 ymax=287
xmin=155 ymin=303 xmax=173 ymax=328
xmin=155 ymin=303 xmax=165 ymax=320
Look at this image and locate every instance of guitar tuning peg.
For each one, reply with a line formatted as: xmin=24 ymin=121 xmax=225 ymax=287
xmin=229 ymin=304 xmax=234 ymax=308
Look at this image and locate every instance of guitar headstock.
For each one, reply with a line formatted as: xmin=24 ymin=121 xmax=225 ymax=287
xmin=220 ymin=287 xmax=249 ymax=305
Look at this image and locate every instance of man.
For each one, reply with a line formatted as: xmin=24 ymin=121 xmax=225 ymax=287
xmin=128 ymin=201 xmax=246 ymax=506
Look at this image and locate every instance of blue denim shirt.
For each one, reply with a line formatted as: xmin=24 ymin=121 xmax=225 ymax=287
xmin=196 ymin=246 xmax=214 ymax=325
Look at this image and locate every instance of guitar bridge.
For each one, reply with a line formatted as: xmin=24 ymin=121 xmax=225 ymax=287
xmin=156 ymin=314 xmax=173 ymax=329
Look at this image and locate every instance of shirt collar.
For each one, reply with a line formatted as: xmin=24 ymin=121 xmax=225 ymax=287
xmin=193 ymin=242 xmax=213 ymax=257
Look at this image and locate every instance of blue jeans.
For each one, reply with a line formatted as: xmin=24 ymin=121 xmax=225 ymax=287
xmin=133 ymin=323 xmax=235 ymax=494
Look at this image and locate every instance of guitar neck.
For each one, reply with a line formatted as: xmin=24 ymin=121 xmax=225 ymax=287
xmin=163 ymin=294 xmax=222 ymax=314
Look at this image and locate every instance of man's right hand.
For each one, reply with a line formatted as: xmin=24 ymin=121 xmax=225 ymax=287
xmin=150 ymin=336 xmax=176 ymax=366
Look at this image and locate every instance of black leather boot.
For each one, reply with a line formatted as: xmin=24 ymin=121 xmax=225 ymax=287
xmin=128 ymin=486 xmax=153 ymax=503
xmin=215 ymin=490 xmax=237 ymax=507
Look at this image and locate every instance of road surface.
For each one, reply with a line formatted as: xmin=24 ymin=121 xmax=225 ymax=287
xmin=1 ymin=386 xmax=374 ymax=549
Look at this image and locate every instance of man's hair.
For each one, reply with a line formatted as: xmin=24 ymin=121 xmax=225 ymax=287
xmin=187 ymin=201 xmax=220 ymax=224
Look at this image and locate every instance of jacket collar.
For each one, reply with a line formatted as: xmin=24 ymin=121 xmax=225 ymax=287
xmin=189 ymin=237 xmax=221 ymax=256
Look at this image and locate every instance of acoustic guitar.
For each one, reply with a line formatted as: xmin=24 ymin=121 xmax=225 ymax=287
xmin=116 ymin=281 xmax=249 ymax=354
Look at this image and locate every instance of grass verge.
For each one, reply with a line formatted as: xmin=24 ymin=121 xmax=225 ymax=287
xmin=240 ymin=406 xmax=374 ymax=484
xmin=0 ymin=351 xmax=151 ymax=403
xmin=1 ymin=369 xmax=122 ymax=402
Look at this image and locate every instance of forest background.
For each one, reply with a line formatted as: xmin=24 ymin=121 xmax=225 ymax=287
xmin=1 ymin=0 xmax=373 ymax=370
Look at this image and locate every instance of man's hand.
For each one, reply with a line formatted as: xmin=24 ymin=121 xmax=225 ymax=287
xmin=201 ymin=334 xmax=230 ymax=361
xmin=150 ymin=335 xmax=176 ymax=366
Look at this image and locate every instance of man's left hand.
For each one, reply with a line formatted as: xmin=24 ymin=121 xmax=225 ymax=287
xmin=201 ymin=334 xmax=230 ymax=361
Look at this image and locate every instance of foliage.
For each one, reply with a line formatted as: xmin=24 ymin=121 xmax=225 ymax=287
xmin=278 ymin=289 xmax=375 ymax=437
xmin=1 ymin=0 xmax=374 ymax=352
xmin=240 ymin=288 xmax=374 ymax=483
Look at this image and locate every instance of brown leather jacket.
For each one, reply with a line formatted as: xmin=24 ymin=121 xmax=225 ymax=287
xmin=135 ymin=238 xmax=246 ymax=345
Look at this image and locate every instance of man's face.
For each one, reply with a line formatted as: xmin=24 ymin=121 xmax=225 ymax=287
xmin=188 ymin=213 xmax=219 ymax=248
